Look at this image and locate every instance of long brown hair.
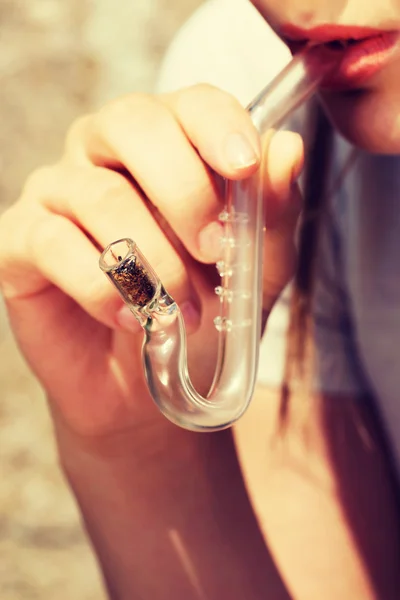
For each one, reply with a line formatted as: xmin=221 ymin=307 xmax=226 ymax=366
xmin=280 ymin=99 xmax=334 ymax=424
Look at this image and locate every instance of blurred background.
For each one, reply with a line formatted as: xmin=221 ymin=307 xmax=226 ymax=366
xmin=0 ymin=1 xmax=203 ymax=598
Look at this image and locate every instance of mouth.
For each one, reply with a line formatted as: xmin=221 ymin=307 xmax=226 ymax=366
xmin=280 ymin=25 xmax=400 ymax=91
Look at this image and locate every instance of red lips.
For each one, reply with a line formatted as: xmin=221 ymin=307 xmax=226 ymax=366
xmin=280 ymin=24 xmax=400 ymax=90
xmin=281 ymin=24 xmax=387 ymax=45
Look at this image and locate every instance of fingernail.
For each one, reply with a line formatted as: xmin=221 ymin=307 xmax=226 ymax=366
xmin=180 ymin=301 xmax=201 ymax=330
xmin=198 ymin=221 xmax=224 ymax=262
xmin=116 ymin=305 xmax=142 ymax=334
xmin=224 ymin=132 xmax=259 ymax=170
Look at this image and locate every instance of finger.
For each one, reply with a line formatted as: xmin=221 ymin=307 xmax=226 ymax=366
xmin=64 ymin=89 xmax=261 ymax=264
xmin=262 ymin=131 xmax=304 ymax=312
xmin=161 ymin=85 xmax=261 ymax=174
xmin=265 ymin=130 xmax=304 ymax=227
xmin=38 ymin=164 xmax=201 ymax=311
xmin=0 ymin=205 xmax=124 ymax=329
xmin=17 ymin=167 xmax=205 ymax=331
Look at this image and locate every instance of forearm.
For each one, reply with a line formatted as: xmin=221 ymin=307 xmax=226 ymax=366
xmin=53 ymin=412 xmax=288 ymax=600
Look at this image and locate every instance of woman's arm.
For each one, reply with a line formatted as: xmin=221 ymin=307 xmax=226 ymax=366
xmin=53 ymin=408 xmax=290 ymax=600
xmin=54 ymin=384 xmax=400 ymax=600
xmin=0 ymin=84 xmax=303 ymax=600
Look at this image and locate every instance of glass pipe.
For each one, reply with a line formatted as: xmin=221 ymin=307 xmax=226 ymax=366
xmin=99 ymin=49 xmax=338 ymax=431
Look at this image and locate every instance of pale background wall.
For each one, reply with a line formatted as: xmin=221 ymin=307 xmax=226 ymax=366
xmin=0 ymin=1 xmax=203 ymax=598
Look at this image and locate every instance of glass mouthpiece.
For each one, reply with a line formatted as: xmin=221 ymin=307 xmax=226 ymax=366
xmin=99 ymin=49 xmax=342 ymax=432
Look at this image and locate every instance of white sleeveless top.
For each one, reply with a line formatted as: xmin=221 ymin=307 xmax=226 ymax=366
xmin=156 ymin=0 xmax=400 ymax=478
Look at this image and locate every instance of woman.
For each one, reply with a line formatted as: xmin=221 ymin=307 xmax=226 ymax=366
xmin=0 ymin=0 xmax=399 ymax=597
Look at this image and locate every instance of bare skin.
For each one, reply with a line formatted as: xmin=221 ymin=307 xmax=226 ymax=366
xmin=0 ymin=0 xmax=400 ymax=597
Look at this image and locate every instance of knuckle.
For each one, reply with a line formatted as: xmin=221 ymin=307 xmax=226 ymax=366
xmin=22 ymin=165 xmax=55 ymax=198
xmin=84 ymin=169 xmax=135 ymax=211
xmin=96 ymin=169 xmax=132 ymax=198
xmin=178 ymin=82 xmax=218 ymax=101
xmin=183 ymin=82 xmax=219 ymax=98
xmin=95 ymin=93 xmax=159 ymax=140
xmin=0 ymin=202 xmax=38 ymax=269
xmin=0 ymin=205 xmax=43 ymax=288
xmin=174 ymin=83 xmax=239 ymax=119
xmin=28 ymin=214 xmax=63 ymax=257
xmin=64 ymin=114 xmax=92 ymax=155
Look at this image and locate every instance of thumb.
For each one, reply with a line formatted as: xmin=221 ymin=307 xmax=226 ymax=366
xmin=262 ymin=130 xmax=304 ymax=314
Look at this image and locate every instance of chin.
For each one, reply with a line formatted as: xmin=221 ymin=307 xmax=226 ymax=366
xmin=319 ymin=71 xmax=400 ymax=155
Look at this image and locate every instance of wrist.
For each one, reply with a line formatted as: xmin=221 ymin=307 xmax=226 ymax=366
xmin=50 ymin=398 xmax=214 ymax=479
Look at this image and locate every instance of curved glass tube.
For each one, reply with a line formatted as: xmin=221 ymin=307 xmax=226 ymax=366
xmin=99 ymin=50 xmax=338 ymax=431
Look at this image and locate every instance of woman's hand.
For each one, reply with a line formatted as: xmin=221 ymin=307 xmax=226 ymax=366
xmin=0 ymin=85 xmax=303 ymax=438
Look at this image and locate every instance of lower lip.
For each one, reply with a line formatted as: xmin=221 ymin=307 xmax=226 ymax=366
xmin=317 ymin=31 xmax=400 ymax=91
